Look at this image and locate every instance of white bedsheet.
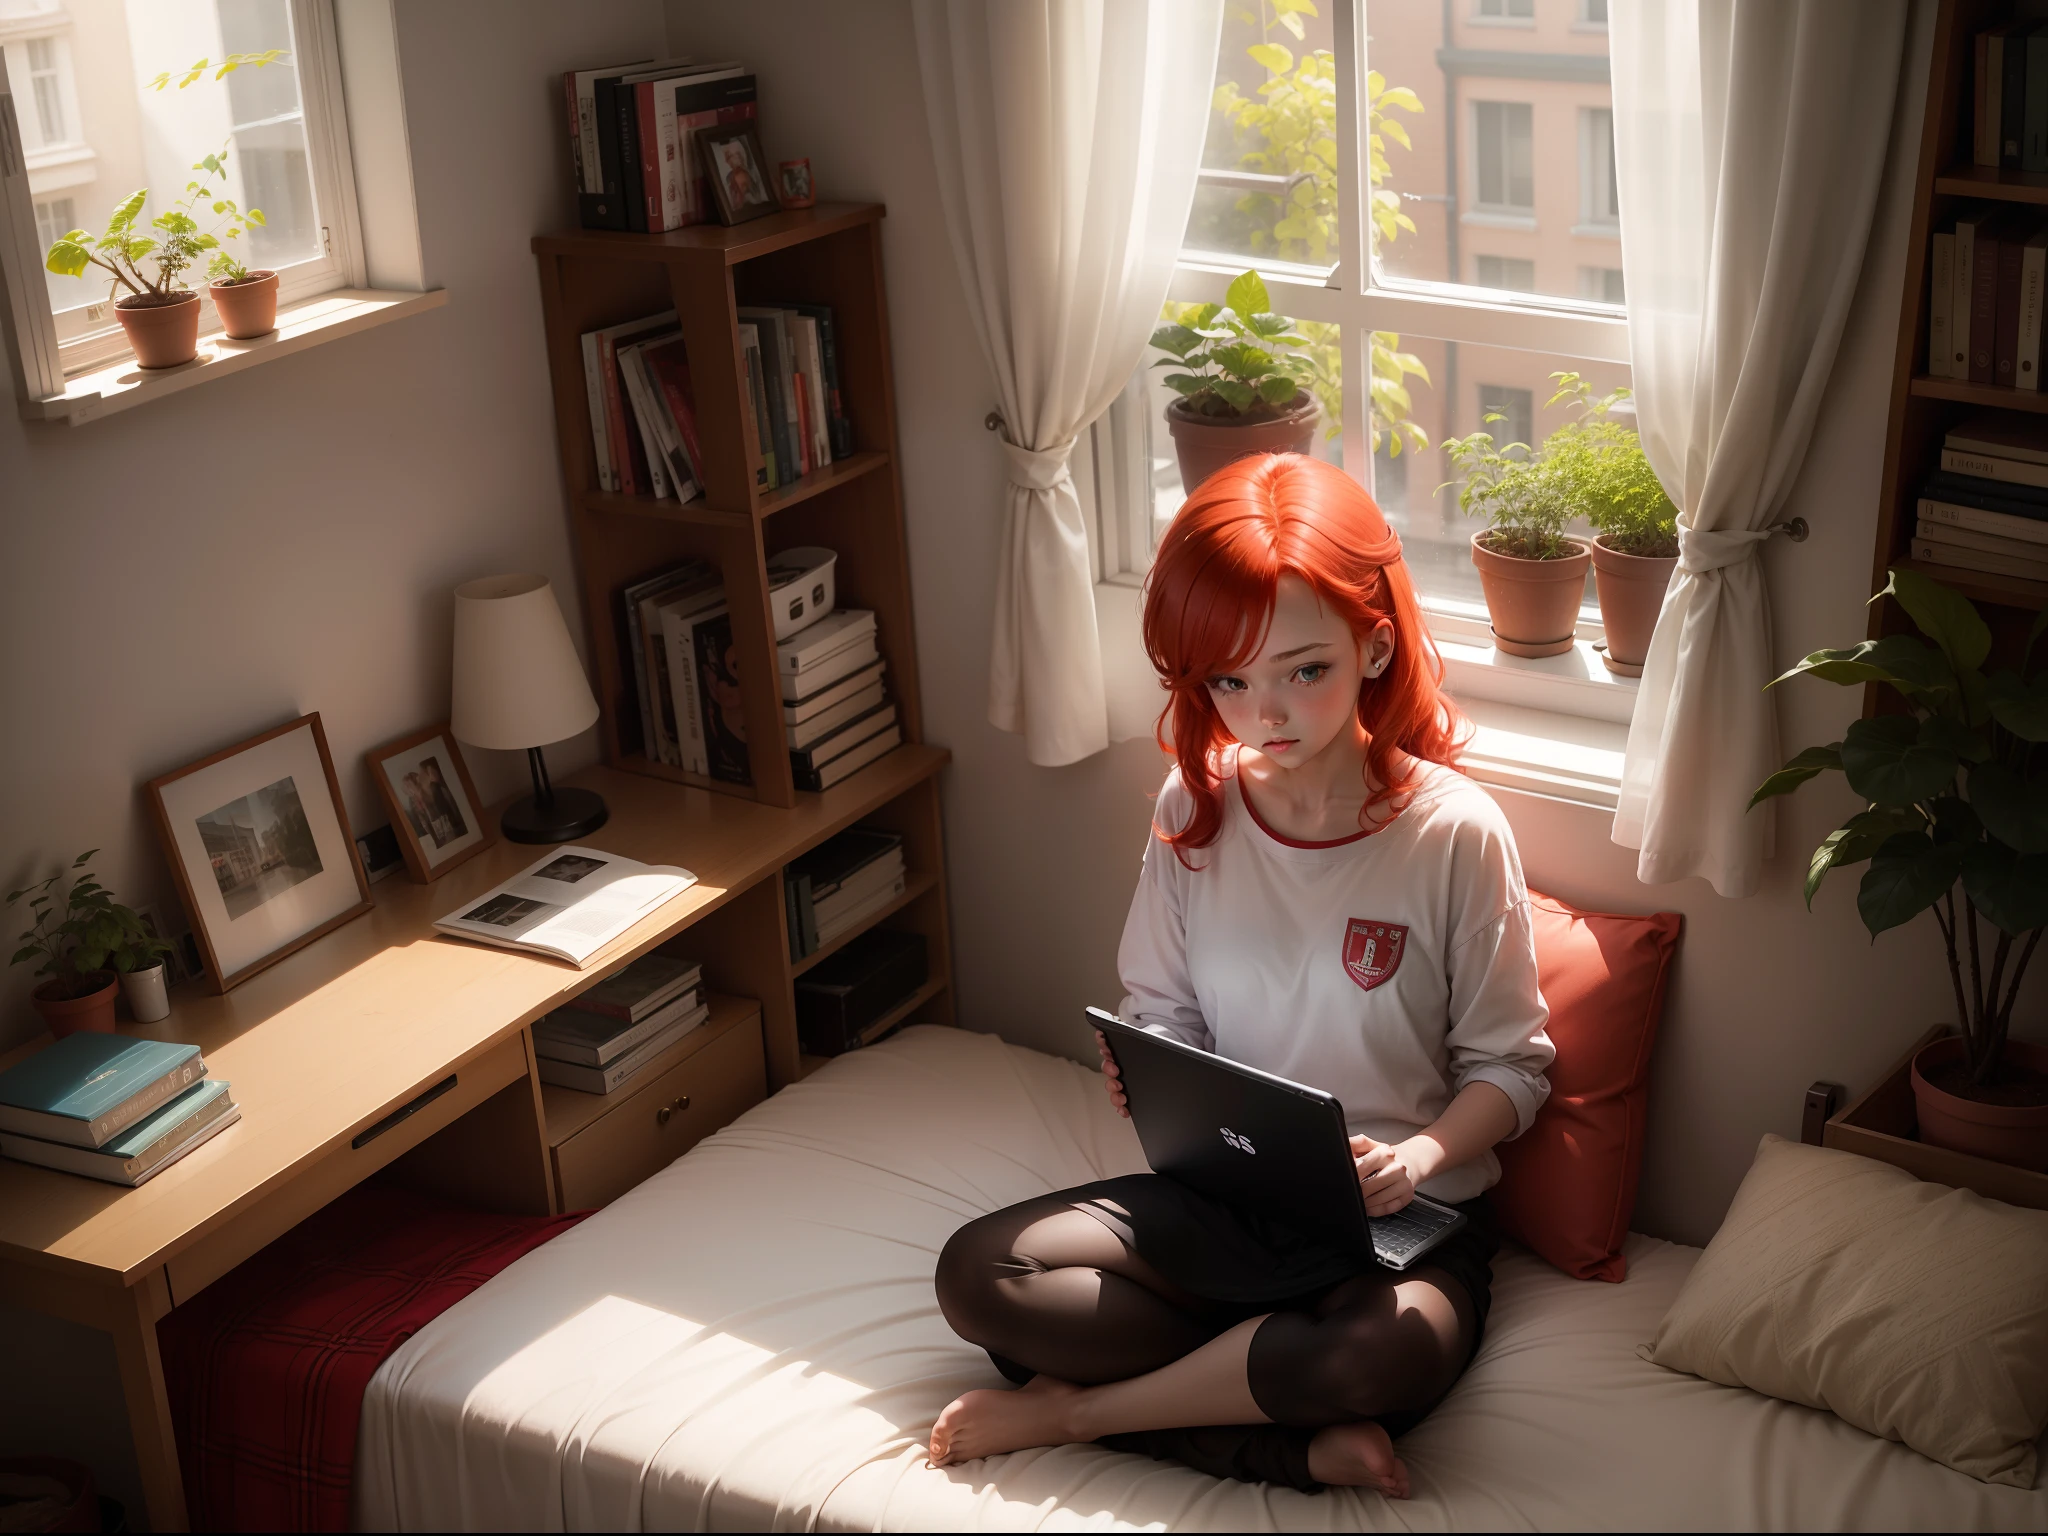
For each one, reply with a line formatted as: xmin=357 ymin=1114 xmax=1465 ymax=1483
xmin=355 ymin=1025 xmax=2048 ymax=1531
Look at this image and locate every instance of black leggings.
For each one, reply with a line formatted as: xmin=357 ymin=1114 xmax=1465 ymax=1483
xmin=934 ymin=1192 xmax=1479 ymax=1490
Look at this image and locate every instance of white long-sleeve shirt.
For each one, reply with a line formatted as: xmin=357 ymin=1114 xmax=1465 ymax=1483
xmin=1117 ymin=757 xmax=1554 ymax=1204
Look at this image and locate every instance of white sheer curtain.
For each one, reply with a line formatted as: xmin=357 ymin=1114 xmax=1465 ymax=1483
xmin=913 ymin=0 xmax=1221 ymax=766
xmin=1609 ymin=0 xmax=1911 ymax=896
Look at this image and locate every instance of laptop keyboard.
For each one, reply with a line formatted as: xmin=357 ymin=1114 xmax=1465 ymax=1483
xmin=1369 ymin=1200 xmax=1458 ymax=1264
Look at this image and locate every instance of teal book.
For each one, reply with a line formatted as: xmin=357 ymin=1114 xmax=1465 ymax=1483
xmin=0 ymin=1079 xmax=238 ymax=1185
xmin=0 ymin=1033 xmax=206 ymax=1149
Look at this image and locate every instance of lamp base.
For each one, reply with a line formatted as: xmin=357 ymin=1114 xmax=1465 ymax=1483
xmin=500 ymin=786 xmax=609 ymax=844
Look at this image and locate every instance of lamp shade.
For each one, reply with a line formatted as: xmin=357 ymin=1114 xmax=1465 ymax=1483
xmin=450 ymin=574 xmax=600 ymax=751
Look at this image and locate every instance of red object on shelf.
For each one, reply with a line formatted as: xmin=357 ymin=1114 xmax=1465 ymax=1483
xmin=157 ymin=1186 xmax=586 ymax=1532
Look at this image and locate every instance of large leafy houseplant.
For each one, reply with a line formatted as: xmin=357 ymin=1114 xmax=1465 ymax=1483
xmin=7 ymin=851 xmax=161 ymax=998
xmin=1753 ymin=568 xmax=2048 ymax=1089
xmin=1150 ymin=269 xmax=1312 ymax=421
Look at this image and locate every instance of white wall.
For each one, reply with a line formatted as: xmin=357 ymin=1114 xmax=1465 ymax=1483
xmin=0 ymin=3 xmax=668 ymax=1518
xmin=666 ymin=0 xmax=2038 ymax=1249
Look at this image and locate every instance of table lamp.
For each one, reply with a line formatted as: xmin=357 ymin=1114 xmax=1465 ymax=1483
xmin=450 ymin=573 xmax=609 ymax=843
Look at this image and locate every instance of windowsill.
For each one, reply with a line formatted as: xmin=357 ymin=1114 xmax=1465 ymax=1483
xmin=26 ymin=287 xmax=447 ymax=426
xmin=1570 ymin=221 xmax=1621 ymax=239
xmin=1462 ymin=697 xmax=1625 ymax=810
xmin=1461 ymin=210 xmax=1538 ymax=231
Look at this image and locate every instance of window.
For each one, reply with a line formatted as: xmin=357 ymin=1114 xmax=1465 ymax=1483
xmin=1579 ymin=265 xmax=1624 ymax=304
xmin=1474 ymin=254 xmax=1535 ymax=292
xmin=1579 ymin=107 xmax=1619 ymax=227
xmin=0 ymin=0 xmax=363 ymax=381
xmin=1579 ymin=0 xmax=1610 ymax=24
xmin=1472 ymin=101 xmax=1535 ymax=214
xmin=1475 ymin=0 xmax=1535 ymax=18
xmin=1478 ymin=384 xmax=1533 ymax=448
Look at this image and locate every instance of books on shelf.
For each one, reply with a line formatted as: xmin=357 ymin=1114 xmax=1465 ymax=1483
xmin=0 ymin=1033 xmax=207 ymax=1148
xmin=785 ymin=826 xmax=907 ymax=960
xmin=434 ymin=847 xmax=697 ymax=968
xmin=536 ymin=999 xmax=711 ymax=1093
xmin=535 ymin=984 xmax=704 ymax=1071
xmin=796 ymin=928 xmax=928 ymax=1057
xmin=581 ymin=310 xmax=674 ymax=493
xmin=736 ymin=304 xmax=854 ymax=487
xmin=1914 ymin=530 xmax=2048 ymax=582
xmin=1974 ymin=24 xmax=2048 ymax=172
xmin=570 ymin=950 xmax=702 ymax=1023
xmin=563 ymin=60 xmax=754 ymax=232
xmin=1913 ymin=416 xmax=2048 ymax=581
xmin=0 ymin=1079 xmax=240 ymax=1187
xmin=580 ymin=311 xmax=709 ymax=503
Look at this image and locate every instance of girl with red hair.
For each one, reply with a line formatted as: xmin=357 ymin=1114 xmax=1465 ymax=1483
xmin=932 ymin=454 xmax=1554 ymax=1494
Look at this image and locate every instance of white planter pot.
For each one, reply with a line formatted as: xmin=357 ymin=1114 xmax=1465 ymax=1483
xmin=120 ymin=962 xmax=171 ymax=1023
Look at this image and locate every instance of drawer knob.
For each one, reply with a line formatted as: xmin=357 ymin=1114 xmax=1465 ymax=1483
xmin=656 ymin=1095 xmax=691 ymax=1127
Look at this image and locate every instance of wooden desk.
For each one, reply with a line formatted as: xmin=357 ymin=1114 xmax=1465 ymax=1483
xmin=0 ymin=748 xmax=950 ymax=1531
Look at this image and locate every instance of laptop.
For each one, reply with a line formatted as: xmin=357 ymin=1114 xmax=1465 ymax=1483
xmin=1089 ymin=1007 xmax=1466 ymax=1272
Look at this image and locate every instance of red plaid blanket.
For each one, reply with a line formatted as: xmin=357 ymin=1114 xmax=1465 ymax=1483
xmin=158 ymin=1185 xmax=586 ymax=1531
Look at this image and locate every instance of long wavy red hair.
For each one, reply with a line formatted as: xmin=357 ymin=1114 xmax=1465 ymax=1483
xmin=1143 ymin=453 xmax=1469 ymax=857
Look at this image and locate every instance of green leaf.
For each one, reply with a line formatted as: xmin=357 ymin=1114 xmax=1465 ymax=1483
xmin=1985 ymin=669 xmax=2048 ymax=741
xmin=1967 ymin=760 xmax=2048 ymax=854
xmin=1806 ymin=805 xmax=1924 ymax=906
xmin=1749 ymin=743 xmax=1843 ymax=809
xmin=105 ymin=190 xmax=147 ymax=234
xmin=1211 ymin=378 xmax=1256 ymax=410
xmin=1258 ymin=375 xmax=1299 ymax=406
xmin=1878 ymin=566 xmax=1991 ymax=676
xmin=1768 ymin=635 xmax=1952 ymax=697
xmin=1961 ymin=840 xmax=2048 ymax=934
xmin=1150 ymin=323 xmax=1200 ymax=358
xmin=44 ymin=238 xmax=91 ymax=278
xmin=1160 ymin=373 xmax=1208 ymax=396
xmin=1248 ymin=42 xmax=1295 ymax=74
xmin=11 ymin=946 xmax=43 ymax=966
xmin=1921 ymin=713 xmax=1991 ymax=763
xmin=1857 ymin=832 xmax=1963 ymax=937
xmin=1224 ymin=269 xmax=1270 ymax=321
xmin=1243 ymin=311 xmax=1294 ymax=339
xmin=1840 ymin=715 xmax=1958 ymax=806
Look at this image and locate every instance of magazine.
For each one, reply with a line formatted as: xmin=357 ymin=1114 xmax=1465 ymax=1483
xmin=434 ymin=847 xmax=697 ymax=966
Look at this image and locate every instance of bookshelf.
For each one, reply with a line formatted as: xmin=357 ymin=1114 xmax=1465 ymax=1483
xmin=529 ymin=202 xmax=955 ymax=1060
xmin=1875 ymin=0 xmax=2048 ymax=647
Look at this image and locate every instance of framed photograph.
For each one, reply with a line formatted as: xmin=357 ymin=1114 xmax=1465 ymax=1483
xmin=365 ymin=724 xmax=493 ymax=884
xmin=146 ymin=714 xmax=373 ymax=993
xmin=777 ymin=157 xmax=815 ymax=210
xmin=697 ymin=123 xmax=778 ymax=225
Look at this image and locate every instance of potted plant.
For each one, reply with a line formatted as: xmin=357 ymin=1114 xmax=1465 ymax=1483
xmin=207 ymin=248 xmax=278 ymax=341
xmin=1440 ymin=404 xmax=1591 ymax=658
xmin=1545 ymin=374 xmax=1678 ymax=675
xmin=6 ymin=851 xmax=162 ymax=1039
xmin=1753 ymin=567 xmax=2048 ymax=1171
xmin=1149 ymin=270 xmax=1321 ymax=492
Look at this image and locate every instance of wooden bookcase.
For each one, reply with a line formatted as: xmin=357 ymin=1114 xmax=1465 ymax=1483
xmin=1874 ymin=0 xmax=2048 ymax=644
xmin=529 ymin=203 xmax=955 ymax=1072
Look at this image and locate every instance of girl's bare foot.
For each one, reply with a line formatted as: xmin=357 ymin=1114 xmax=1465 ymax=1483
xmin=1306 ymin=1420 xmax=1410 ymax=1497
xmin=928 ymin=1375 xmax=1088 ymax=1466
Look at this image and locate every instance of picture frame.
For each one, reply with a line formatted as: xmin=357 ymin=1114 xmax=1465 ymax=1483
xmin=146 ymin=714 xmax=373 ymax=993
xmin=696 ymin=122 xmax=779 ymax=225
xmin=365 ymin=724 xmax=494 ymax=884
xmin=776 ymin=157 xmax=815 ymax=210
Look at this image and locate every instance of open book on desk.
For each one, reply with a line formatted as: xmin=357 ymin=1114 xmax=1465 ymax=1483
xmin=434 ymin=847 xmax=698 ymax=966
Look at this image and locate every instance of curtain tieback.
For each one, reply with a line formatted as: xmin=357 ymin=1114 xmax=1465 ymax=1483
xmin=1003 ymin=440 xmax=1075 ymax=495
xmin=1676 ymin=524 xmax=1773 ymax=575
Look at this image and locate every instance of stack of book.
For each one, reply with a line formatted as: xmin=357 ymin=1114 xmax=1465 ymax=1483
xmin=580 ymin=310 xmax=706 ymax=502
xmin=0 ymin=1034 xmax=236 ymax=1187
xmin=1971 ymin=25 xmax=2048 ymax=176
xmin=1927 ymin=205 xmax=2048 ymax=390
xmin=784 ymin=826 xmax=907 ymax=960
xmin=1914 ymin=416 xmax=2048 ymax=582
xmin=562 ymin=61 xmax=755 ymax=232
xmin=783 ymin=610 xmax=898 ymax=790
xmin=737 ymin=305 xmax=854 ymax=490
xmin=534 ymin=950 xmax=707 ymax=1094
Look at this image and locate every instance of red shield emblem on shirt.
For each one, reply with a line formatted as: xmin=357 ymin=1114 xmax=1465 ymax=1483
xmin=1342 ymin=920 xmax=1407 ymax=992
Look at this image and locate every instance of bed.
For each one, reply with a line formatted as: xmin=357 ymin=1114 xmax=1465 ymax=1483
xmin=353 ymin=1025 xmax=2048 ymax=1531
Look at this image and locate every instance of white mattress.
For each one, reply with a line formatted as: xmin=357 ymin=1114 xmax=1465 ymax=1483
xmin=354 ymin=1025 xmax=2048 ymax=1531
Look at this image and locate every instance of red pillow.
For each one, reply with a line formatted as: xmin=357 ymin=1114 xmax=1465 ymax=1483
xmin=1491 ymin=889 xmax=1681 ymax=1282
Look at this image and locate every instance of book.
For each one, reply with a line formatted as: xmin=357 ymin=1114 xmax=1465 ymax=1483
xmin=639 ymin=568 xmax=722 ymax=765
xmin=791 ymin=702 xmax=899 ymax=775
xmin=1955 ymin=205 xmax=1997 ymax=378
xmin=813 ymin=846 xmax=905 ymax=929
xmin=817 ymin=870 xmax=907 ymax=948
xmin=781 ymin=608 xmax=877 ymax=676
xmin=2006 ymin=24 xmax=2030 ymax=169
xmin=1915 ymin=517 xmax=2048 ymax=561
xmin=620 ymin=561 xmax=712 ymax=764
xmin=1942 ymin=445 xmax=2048 ymax=489
xmin=566 ymin=59 xmax=653 ymax=227
xmin=736 ymin=307 xmax=803 ymax=478
xmin=644 ymin=64 xmax=743 ymax=229
xmin=739 ymin=323 xmax=775 ymax=488
xmin=2028 ymin=27 xmax=2048 ymax=173
xmin=2021 ymin=224 xmax=2048 ymax=391
xmin=787 ymin=313 xmax=833 ymax=472
xmin=782 ymin=636 xmax=880 ymax=702
xmin=535 ymin=987 xmax=703 ymax=1067
xmin=1997 ymin=219 xmax=2028 ymax=386
xmin=434 ymin=847 xmax=697 ymax=968
xmin=794 ymin=721 xmax=902 ymax=791
xmin=1926 ymin=467 xmax=2048 ymax=512
xmin=1912 ymin=536 xmax=2048 ymax=582
xmin=1978 ymin=28 xmax=2009 ymax=167
xmin=0 ymin=1079 xmax=237 ymax=1186
xmin=1930 ymin=232 xmax=1955 ymax=380
xmin=536 ymin=1001 xmax=710 ymax=1093
xmin=589 ymin=311 xmax=678 ymax=493
xmin=785 ymin=657 xmax=886 ymax=723
xmin=582 ymin=332 xmax=616 ymax=486
xmin=787 ymin=303 xmax=855 ymax=458
xmin=0 ymin=1034 xmax=206 ymax=1149
xmin=639 ymin=337 xmax=705 ymax=488
xmin=691 ymin=608 xmax=752 ymax=784
xmin=1918 ymin=497 xmax=2048 ymax=546
xmin=1970 ymin=210 xmax=2011 ymax=384
xmin=655 ymin=582 xmax=729 ymax=770
xmin=788 ymin=680 xmax=887 ymax=749
xmin=785 ymin=827 xmax=904 ymax=958
xmin=570 ymin=950 xmax=703 ymax=1023
xmin=1947 ymin=415 xmax=2048 ymax=464
xmin=618 ymin=341 xmax=680 ymax=499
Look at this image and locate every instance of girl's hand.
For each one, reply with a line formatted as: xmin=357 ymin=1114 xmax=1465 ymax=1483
xmin=1349 ymin=1134 xmax=1418 ymax=1217
xmin=1094 ymin=1030 xmax=1130 ymax=1118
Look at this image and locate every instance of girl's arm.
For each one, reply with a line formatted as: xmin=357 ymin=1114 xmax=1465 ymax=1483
xmin=1352 ymin=1081 xmax=1516 ymax=1216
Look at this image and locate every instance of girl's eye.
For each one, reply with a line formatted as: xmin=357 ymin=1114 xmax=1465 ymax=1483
xmin=1208 ymin=675 xmax=1247 ymax=694
xmin=1294 ymin=664 xmax=1330 ymax=685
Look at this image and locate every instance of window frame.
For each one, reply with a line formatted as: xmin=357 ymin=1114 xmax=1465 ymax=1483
xmin=1577 ymin=105 xmax=1619 ymax=231
xmin=0 ymin=0 xmax=368 ymax=394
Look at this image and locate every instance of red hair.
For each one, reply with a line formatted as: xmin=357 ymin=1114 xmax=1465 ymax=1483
xmin=1142 ymin=453 xmax=1469 ymax=857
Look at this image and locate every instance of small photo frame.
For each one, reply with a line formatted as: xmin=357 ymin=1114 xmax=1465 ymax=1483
xmin=146 ymin=714 xmax=373 ymax=993
xmin=697 ymin=122 xmax=778 ymax=225
xmin=777 ymin=157 xmax=815 ymax=210
xmin=365 ymin=724 xmax=493 ymax=884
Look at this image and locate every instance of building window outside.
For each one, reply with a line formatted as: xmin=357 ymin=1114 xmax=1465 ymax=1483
xmin=1580 ymin=0 xmax=1610 ymax=24
xmin=1579 ymin=265 xmax=1625 ymax=304
xmin=1474 ymin=254 xmax=1535 ymax=292
xmin=1478 ymin=384 xmax=1534 ymax=450
xmin=34 ymin=197 xmax=75 ymax=254
xmin=1580 ymin=106 xmax=1619 ymax=227
xmin=1476 ymin=0 xmax=1535 ymax=18
xmin=1473 ymin=101 xmax=1535 ymax=213
xmin=26 ymin=36 xmax=71 ymax=145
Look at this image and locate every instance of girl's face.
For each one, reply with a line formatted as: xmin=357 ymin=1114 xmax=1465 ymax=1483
xmin=1205 ymin=574 xmax=1392 ymax=770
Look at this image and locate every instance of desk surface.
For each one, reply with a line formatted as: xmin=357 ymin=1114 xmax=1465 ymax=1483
xmin=0 ymin=748 xmax=947 ymax=1287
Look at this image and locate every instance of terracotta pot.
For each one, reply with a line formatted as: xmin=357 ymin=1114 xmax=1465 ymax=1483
xmin=1589 ymin=536 xmax=1678 ymax=677
xmin=1469 ymin=533 xmax=1592 ymax=658
xmin=1165 ymin=394 xmax=1319 ymax=494
xmin=115 ymin=291 xmax=201 ymax=368
xmin=31 ymin=972 xmax=119 ymax=1039
xmin=209 ymin=269 xmax=277 ymax=339
xmin=1911 ymin=1036 xmax=2048 ymax=1173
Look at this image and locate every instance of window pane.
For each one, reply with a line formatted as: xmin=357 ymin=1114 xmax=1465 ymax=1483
xmin=1365 ymin=0 xmax=1616 ymax=302
xmin=20 ymin=1 xmax=324 ymax=332
xmin=1182 ymin=2 xmax=1341 ymax=274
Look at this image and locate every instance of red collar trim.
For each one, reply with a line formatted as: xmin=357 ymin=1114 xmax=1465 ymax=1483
xmin=1236 ymin=776 xmax=1383 ymax=848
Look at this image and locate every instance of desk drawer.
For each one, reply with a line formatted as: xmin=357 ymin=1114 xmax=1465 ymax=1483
xmin=553 ymin=1015 xmax=766 ymax=1210
xmin=166 ymin=1034 xmax=527 ymax=1304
